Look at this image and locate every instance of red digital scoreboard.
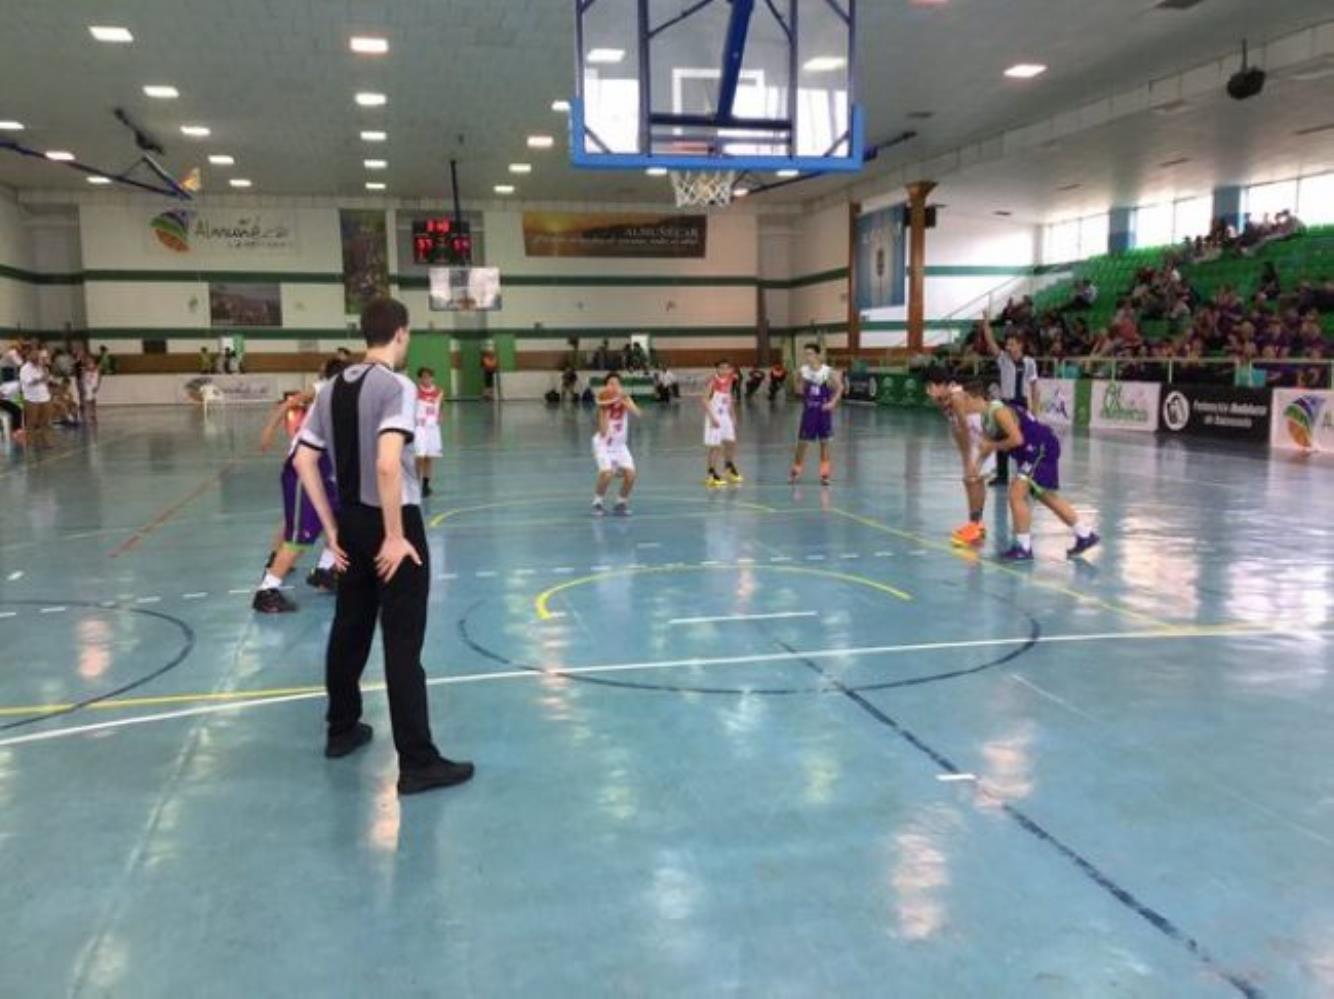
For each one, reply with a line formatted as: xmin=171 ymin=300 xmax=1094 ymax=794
xmin=412 ymin=218 xmax=472 ymax=265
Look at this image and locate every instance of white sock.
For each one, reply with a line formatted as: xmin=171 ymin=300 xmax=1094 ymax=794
xmin=1073 ymin=523 xmax=1091 ymax=540
xmin=615 ymin=497 xmax=627 ymax=507
xmin=259 ymin=572 xmax=282 ymax=591
xmin=317 ymin=548 xmax=337 ymax=570
xmin=1017 ymin=533 xmax=1032 ymax=551
xmin=592 ymin=495 xmax=604 ymax=506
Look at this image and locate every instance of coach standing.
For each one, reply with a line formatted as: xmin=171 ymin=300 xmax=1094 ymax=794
xmin=293 ymin=297 xmax=474 ymax=796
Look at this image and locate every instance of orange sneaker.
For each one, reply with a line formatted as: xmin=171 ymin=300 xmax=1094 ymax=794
xmin=951 ymin=522 xmax=986 ymax=546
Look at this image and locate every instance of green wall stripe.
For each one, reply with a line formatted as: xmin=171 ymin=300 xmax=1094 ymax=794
xmin=0 ymin=263 xmax=84 ymax=285
xmin=82 ymin=269 xmax=342 ymax=284
xmin=921 ymin=265 xmax=1032 ymax=277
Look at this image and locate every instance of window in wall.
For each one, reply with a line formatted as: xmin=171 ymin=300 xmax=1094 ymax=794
xmin=1043 ymin=219 xmax=1080 ymax=264
xmin=1297 ymin=172 xmax=1334 ymax=225
xmin=1245 ymin=179 xmax=1298 ymax=222
xmin=1172 ymin=196 xmax=1212 ymax=241
xmin=1078 ymin=214 xmax=1109 ymax=258
xmin=1134 ymin=202 xmax=1173 ymax=248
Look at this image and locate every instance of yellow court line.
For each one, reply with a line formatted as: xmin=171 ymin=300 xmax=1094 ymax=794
xmin=829 ymin=507 xmax=1173 ymax=630
xmin=0 ymin=682 xmax=339 ymax=717
xmin=429 ymin=492 xmax=777 ymax=528
xmin=534 ymin=562 xmax=912 ymax=621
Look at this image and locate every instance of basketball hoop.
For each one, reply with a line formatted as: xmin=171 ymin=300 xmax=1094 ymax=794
xmin=669 ymin=168 xmax=738 ymax=208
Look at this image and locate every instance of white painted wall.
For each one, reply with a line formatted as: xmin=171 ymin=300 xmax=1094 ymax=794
xmin=789 ymin=203 xmax=850 ymax=343
xmin=0 ymin=188 xmax=37 ymax=330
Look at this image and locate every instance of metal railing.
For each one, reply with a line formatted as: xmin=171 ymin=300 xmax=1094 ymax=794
xmin=944 ymin=354 xmax=1334 ymax=388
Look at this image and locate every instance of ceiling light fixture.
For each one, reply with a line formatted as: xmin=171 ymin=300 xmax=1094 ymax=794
xmin=180 ymin=125 xmax=211 ymax=137
xmin=349 ymin=36 xmax=389 ymax=54
xmin=1004 ymin=63 xmax=1047 ymax=79
xmin=229 ymin=178 xmax=252 ymax=188
xmin=552 ymin=100 xmax=571 ymax=113
xmin=1056 ymin=182 xmax=1081 ymax=192
xmin=803 ymin=56 xmax=847 ymax=72
xmin=776 ymin=169 xmax=799 ymax=178
xmin=355 ymin=92 xmax=387 ymax=107
xmin=208 ymin=154 xmax=235 ymax=166
xmin=89 ymin=26 xmax=133 ymax=43
xmin=494 ymin=184 xmax=516 ymax=195
xmin=360 ymin=130 xmax=387 ymax=142
xmin=363 ymin=159 xmax=387 ymax=169
xmin=509 ymin=163 xmax=532 ymax=174
xmin=527 ymin=134 xmax=555 ymax=149
xmin=87 ymin=176 xmax=112 ymax=185
xmin=646 ymin=167 xmax=668 ymax=176
xmin=143 ymin=85 xmax=179 ymax=99
xmin=365 ymin=181 xmax=387 ymax=191
xmin=732 ymin=187 xmax=750 ymax=198
xmin=1160 ymin=156 xmax=1191 ymax=168
xmin=45 ymin=151 xmax=75 ymax=161
xmin=0 ymin=121 xmax=23 ymax=131
xmin=587 ymin=48 xmax=625 ymax=64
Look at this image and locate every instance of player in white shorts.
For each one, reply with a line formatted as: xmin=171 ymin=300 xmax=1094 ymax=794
xmin=701 ymin=359 xmax=742 ymax=488
xmin=926 ymin=370 xmax=996 ymax=546
xmin=592 ymin=372 xmax=641 ymax=516
xmin=414 ymin=366 xmax=443 ymax=497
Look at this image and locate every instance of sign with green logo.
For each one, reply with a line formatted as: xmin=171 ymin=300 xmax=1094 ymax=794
xmin=1090 ymin=380 xmax=1160 ymax=432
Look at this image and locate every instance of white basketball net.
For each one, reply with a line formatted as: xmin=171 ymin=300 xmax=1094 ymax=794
xmin=669 ymin=169 xmax=738 ymax=208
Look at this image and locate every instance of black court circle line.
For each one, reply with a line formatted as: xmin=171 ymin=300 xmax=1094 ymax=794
xmin=0 ymin=600 xmax=197 ymax=731
xmin=456 ymin=598 xmax=1041 ymax=696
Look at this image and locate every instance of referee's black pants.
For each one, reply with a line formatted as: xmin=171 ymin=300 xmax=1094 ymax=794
xmin=325 ymin=503 xmax=440 ymax=770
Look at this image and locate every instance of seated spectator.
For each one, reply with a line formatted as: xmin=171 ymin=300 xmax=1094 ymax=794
xmin=767 ymin=358 xmax=788 ymax=399
xmin=560 ymin=365 xmax=580 ymax=402
xmin=1259 ymin=261 xmax=1281 ymax=299
xmin=1062 ymin=278 xmax=1097 ymax=312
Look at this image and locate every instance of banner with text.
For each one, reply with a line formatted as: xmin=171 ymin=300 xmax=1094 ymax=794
xmin=147 ymin=208 xmax=298 ymax=258
xmin=522 ymin=212 xmax=707 ymax=258
xmin=1270 ymin=388 xmax=1334 ymax=452
xmin=1159 ymin=385 xmax=1271 ymax=442
xmin=1090 ymin=380 xmax=1160 ymax=432
xmin=1036 ymin=378 xmax=1078 ymax=427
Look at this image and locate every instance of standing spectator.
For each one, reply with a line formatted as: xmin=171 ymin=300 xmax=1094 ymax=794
xmin=199 ymin=347 xmax=214 ymax=374
xmin=19 ymin=344 xmax=53 ymax=447
xmin=768 ymin=356 xmax=789 ymax=400
xmin=95 ymin=346 xmax=115 ymax=376
xmin=81 ymin=355 xmax=102 ymax=425
xmin=291 ymin=296 xmax=474 ymax=796
xmin=480 ymin=345 xmax=499 ymax=400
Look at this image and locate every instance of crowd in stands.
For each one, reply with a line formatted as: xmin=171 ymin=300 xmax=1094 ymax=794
xmin=955 ymin=213 xmax=1331 ymax=388
xmin=0 ymin=338 xmax=108 ymax=447
xmin=1183 ymin=210 xmax=1304 ymax=263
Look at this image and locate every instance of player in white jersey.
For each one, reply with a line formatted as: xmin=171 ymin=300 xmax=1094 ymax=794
xmin=700 ymin=360 xmax=742 ymax=488
xmin=414 ymin=367 xmax=444 ymax=497
xmin=926 ymin=368 xmax=995 ymax=546
xmin=592 ymin=372 xmax=641 ymax=516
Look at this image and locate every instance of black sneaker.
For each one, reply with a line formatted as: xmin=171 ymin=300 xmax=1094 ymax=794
xmin=252 ymin=588 xmax=296 ymax=613
xmin=422 ymin=481 xmax=434 ymax=498
xmin=398 ymin=757 xmax=475 ymax=796
xmin=325 ymin=722 xmax=373 ymax=759
xmin=306 ymin=567 xmax=338 ymax=592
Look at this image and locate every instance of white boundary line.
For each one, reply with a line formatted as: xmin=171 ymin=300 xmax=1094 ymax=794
xmin=0 ymin=625 xmax=1327 ymax=750
xmin=669 ymin=611 xmax=819 ymax=626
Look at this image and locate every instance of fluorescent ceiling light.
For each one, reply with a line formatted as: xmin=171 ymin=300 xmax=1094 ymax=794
xmin=527 ymin=134 xmax=554 ymax=149
xmin=1004 ymin=63 xmax=1047 ymax=79
xmin=587 ymin=48 xmax=625 ymax=64
xmin=776 ymin=169 xmax=799 ymax=178
xmin=494 ymin=184 xmax=516 ymax=195
xmin=208 ymin=154 xmax=235 ymax=166
xmin=350 ymin=36 xmax=389 ymax=54
xmin=0 ymin=121 xmax=23 ymax=131
xmin=355 ymin=92 xmax=387 ymax=107
xmin=89 ymin=26 xmax=133 ymax=43
xmin=143 ymin=85 xmax=179 ymax=99
xmin=87 ymin=176 xmax=112 ymax=185
xmin=732 ymin=187 xmax=750 ymax=198
xmin=364 ymin=159 xmax=387 ymax=169
xmin=229 ymin=178 xmax=252 ymax=188
xmin=552 ymin=100 xmax=571 ymax=113
xmin=45 ymin=151 xmax=75 ymax=161
xmin=509 ymin=163 xmax=532 ymax=174
xmin=803 ymin=56 xmax=846 ymax=72
xmin=646 ymin=167 xmax=668 ymax=177
xmin=360 ymin=130 xmax=387 ymax=142
xmin=365 ymin=181 xmax=387 ymax=191
xmin=180 ymin=125 xmax=211 ymax=137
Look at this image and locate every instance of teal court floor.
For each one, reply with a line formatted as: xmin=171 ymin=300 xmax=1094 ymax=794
xmin=1 ymin=398 xmax=1332 ymax=998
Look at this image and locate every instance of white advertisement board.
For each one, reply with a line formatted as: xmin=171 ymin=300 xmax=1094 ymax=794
xmin=1036 ymin=378 xmax=1076 ymax=427
xmin=1090 ymin=380 xmax=1160 ymax=433
xmin=1270 ymin=389 xmax=1334 ymax=453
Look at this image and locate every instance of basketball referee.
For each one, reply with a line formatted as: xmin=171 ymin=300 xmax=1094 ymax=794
xmin=293 ymin=297 xmax=474 ymax=796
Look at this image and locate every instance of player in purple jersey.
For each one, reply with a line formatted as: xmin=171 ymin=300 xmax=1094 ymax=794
xmin=959 ymin=381 xmax=1099 ymax=561
xmin=789 ymin=344 xmax=843 ymax=486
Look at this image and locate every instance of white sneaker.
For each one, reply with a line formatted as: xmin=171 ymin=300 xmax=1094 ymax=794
xmin=592 ymin=500 xmax=605 ymax=517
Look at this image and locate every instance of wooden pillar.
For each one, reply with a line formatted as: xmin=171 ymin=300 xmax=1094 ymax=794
xmin=846 ymin=201 xmax=861 ymax=355
xmin=905 ymin=180 xmax=936 ymax=353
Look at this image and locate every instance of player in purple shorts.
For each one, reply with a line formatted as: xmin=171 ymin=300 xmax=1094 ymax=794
xmin=959 ymin=381 xmax=1099 ymax=561
xmin=789 ymin=343 xmax=843 ymax=486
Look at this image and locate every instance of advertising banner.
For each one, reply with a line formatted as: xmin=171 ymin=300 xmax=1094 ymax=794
xmin=845 ymin=370 xmax=879 ymax=403
xmin=1270 ymin=389 xmax=1334 ymax=452
xmin=147 ymin=208 xmax=297 ymax=257
xmin=209 ymin=283 xmax=283 ymax=327
xmin=1090 ymin=380 xmax=1160 ymax=432
xmin=876 ymin=372 xmax=928 ymax=408
xmin=340 ymin=209 xmax=390 ymax=315
xmin=1036 ymin=378 xmax=1077 ymax=427
xmin=1159 ymin=385 xmax=1271 ymax=442
xmin=522 ymin=212 xmax=707 ymax=258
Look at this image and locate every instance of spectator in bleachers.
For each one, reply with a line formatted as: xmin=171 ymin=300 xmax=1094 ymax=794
xmin=1061 ymin=278 xmax=1097 ymax=312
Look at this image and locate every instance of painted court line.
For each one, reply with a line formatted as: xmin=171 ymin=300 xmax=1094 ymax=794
xmin=669 ymin=611 xmax=819 ymax=626
xmin=0 ymin=625 xmax=1327 ymax=747
xmin=7 ymin=571 xmax=22 ymax=581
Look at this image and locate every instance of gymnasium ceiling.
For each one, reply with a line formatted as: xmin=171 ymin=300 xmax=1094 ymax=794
xmin=0 ymin=0 xmax=1332 ymax=220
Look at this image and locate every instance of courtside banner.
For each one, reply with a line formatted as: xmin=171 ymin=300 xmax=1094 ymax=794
xmin=1036 ymin=378 xmax=1077 ymax=427
xmin=1159 ymin=384 xmax=1272 ymax=442
xmin=1090 ymin=380 xmax=1160 ymax=433
xmin=1270 ymin=388 xmax=1334 ymax=452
